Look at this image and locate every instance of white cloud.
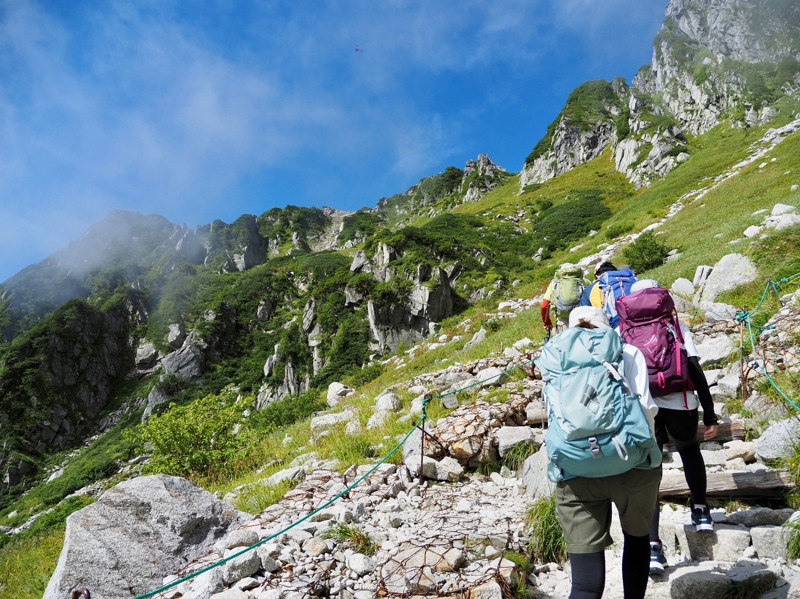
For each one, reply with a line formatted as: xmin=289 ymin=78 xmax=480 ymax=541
xmin=0 ymin=0 xmax=666 ymax=281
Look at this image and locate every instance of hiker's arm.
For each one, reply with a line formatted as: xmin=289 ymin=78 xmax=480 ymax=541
xmin=688 ymin=356 xmax=718 ymax=426
xmin=623 ymin=345 xmax=658 ymax=435
xmin=541 ymin=300 xmax=552 ymax=329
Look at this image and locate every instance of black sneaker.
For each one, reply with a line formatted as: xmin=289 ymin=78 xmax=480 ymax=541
xmin=650 ymin=542 xmax=667 ymax=574
xmin=692 ymin=506 xmax=714 ymax=532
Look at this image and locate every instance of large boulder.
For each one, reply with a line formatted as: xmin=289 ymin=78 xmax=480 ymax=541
xmin=43 ymin=475 xmax=250 ymax=599
xmin=696 ymin=253 xmax=757 ymax=303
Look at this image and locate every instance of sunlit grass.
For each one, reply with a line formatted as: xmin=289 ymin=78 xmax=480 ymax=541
xmin=525 ymin=495 xmax=567 ymax=565
xmin=0 ymin=528 xmax=67 ymax=599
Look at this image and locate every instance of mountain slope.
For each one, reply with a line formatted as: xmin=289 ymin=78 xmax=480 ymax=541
xmin=2 ymin=0 xmax=800 ymax=594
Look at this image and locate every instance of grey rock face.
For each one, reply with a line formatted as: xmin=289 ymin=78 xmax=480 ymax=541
xmin=756 ymin=417 xmax=800 ymax=461
xmin=520 ymin=117 xmax=617 ymax=190
xmin=135 ymin=342 xmax=159 ymax=369
xmin=366 ymin=268 xmax=454 ymax=354
xmin=43 ymin=475 xmax=250 ymax=599
xmin=167 ymin=322 xmax=186 ymax=348
xmin=635 ymin=0 xmax=800 ymax=136
xmin=460 ymin=154 xmax=507 ymax=203
xmin=161 ymin=343 xmax=205 ymax=381
xmin=696 ymin=253 xmax=757 ymax=303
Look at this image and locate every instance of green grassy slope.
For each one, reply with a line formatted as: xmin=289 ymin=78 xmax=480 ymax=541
xmin=2 ymin=109 xmax=800 ymax=598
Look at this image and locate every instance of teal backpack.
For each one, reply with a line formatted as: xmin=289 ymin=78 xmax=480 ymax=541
xmin=535 ymin=327 xmax=661 ymax=483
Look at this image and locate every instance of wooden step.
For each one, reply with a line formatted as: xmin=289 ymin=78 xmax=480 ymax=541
xmin=693 ymin=421 xmax=746 ymax=443
xmin=659 ymin=469 xmax=794 ymax=499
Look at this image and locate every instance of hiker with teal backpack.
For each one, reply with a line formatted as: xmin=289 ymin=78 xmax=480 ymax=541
xmin=536 ymin=306 xmax=661 ymax=599
xmin=541 ymin=263 xmax=586 ymax=341
xmin=616 ymin=279 xmax=719 ymax=575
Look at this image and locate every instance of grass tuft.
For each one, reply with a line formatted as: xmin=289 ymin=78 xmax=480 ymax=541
xmin=525 ymin=495 xmax=567 ymax=565
xmin=323 ymin=522 xmax=378 ymax=556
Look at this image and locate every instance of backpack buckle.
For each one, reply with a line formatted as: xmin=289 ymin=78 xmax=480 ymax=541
xmin=588 ymin=436 xmax=602 ymax=458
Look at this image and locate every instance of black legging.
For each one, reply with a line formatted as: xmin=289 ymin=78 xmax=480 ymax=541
xmin=569 ymin=532 xmax=650 ymax=599
xmin=650 ymin=408 xmax=706 ymax=541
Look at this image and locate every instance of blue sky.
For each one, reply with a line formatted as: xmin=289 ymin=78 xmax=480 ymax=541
xmin=0 ymin=0 xmax=666 ymax=283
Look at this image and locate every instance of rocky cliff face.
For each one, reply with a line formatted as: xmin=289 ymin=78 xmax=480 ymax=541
xmin=520 ymin=0 xmax=800 ymax=191
xmin=634 ymin=0 xmax=800 ymax=136
xmin=0 ymin=296 xmax=139 ymax=486
xmin=460 ymin=154 xmax=508 ymax=203
xmin=519 ymin=79 xmax=628 ymax=190
xmin=349 ymin=244 xmax=454 ymax=355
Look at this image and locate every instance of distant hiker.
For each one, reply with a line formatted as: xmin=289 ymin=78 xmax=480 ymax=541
xmin=617 ymin=279 xmax=719 ymax=575
xmin=541 ymin=263 xmax=585 ymax=339
xmin=580 ymin=261 xmax=638 ymax=329
xmin=536 ymin=306 xmax=661 ymax=599
xmin=580 ymin=260 xmax=616 ymax=306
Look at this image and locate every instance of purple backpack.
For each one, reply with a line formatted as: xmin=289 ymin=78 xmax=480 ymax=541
xmin=616 ymin=287 xmax=695 ymax=398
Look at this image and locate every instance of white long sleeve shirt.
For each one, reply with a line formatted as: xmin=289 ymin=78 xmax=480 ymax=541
xmin=621 ymin=343 xmax=659 ymax=435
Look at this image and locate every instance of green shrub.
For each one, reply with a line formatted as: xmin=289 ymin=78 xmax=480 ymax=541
xmin=623 ymin=231 xmax=670 ymax=273
xmin=344 ymin=363 xmax=385 ymax=388
xmin=249 ymin=390 xmax=326 ymax=432
xmin=482 ymin=318 xmax=501 ymax=332
xmin=136 ymin=389 xmax=252 ymax=477
xmin=530 ymin=192 xmax=612 ymax=253
xmin=338 ymin=211 xmax=384 ymax=243
xmin=525 ymin=495 xmax=567 ymax=564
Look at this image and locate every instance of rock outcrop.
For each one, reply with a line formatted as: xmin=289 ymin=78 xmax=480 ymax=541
xmin=635 ymin=0 xmax=800 ymax=136
xmin=460 ymin=154 xmax=508 ymax=203
xmin=43 ymin=475 xmax=250 ymax=599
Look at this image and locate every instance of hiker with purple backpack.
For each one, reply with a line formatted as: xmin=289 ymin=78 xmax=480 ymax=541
xmin=616 ymin=279 xmax=719 ymax=575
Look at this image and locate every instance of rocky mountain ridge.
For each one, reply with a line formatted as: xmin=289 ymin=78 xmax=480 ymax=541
xmin=520 ymin=0 xmax=800 ymax=192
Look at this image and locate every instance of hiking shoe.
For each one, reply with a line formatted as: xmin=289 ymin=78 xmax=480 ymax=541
xmin=692 ymin=506 xmax=714 ymax=532
xmin=650 ymin=542 xmax=667 ymax=574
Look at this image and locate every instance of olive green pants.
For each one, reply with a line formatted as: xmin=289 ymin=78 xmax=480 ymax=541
xmin=555 ymin=466 xmax=662 ymax=554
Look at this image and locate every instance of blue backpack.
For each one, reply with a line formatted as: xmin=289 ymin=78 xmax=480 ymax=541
xmin=535 ymin=327 xmax=660 ymax=482
xmin=598 ymin=269 xmax=638 ymax=329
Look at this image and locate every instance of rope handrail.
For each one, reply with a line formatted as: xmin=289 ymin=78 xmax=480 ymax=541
xmin=737 ymin=272 xmax=800 ymax=413
xmin=132 ymin=352 xmax=538 ymax=598
xmin=134 ymin=421 xmax=422 ymax=598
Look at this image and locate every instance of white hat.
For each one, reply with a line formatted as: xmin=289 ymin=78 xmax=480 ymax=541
xmin=631 ymin=279 xmax=660 ymax=293
xmin=568 ymin=306 xmax=610 ymax=329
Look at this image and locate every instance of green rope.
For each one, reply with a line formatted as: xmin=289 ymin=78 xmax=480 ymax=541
xmin=133 ymin=350 xmax=541 ymax=598
xmin=133 ymin=421 xmax=423 ymax=599
xmin=740 ymin=299 xmax=800 ymax=413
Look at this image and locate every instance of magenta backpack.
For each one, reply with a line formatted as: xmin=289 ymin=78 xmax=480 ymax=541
xmin=616 ymin=287 xmax=695 ymax=398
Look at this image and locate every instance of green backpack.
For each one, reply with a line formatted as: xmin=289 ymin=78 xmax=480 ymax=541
xmin=535 ymin=327 xmax=661 ymax=482
xmin=552 ymin=265 xmax=585 ymax=316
